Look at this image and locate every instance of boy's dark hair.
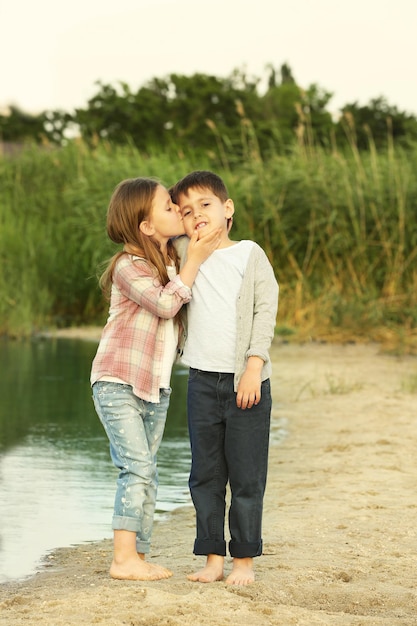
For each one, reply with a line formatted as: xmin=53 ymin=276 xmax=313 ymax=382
xmin=170 ymin=170 xmax=229 ymax=204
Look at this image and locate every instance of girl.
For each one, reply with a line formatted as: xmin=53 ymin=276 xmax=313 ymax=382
xmin=91 ymin=177 xmax=221 ymax=581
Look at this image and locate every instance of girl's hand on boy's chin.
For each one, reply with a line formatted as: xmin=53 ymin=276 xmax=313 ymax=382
xmin=193 ymin=227 xmax=222 ymax=242
xmin=198 ymin=227 xmax=222 ymax=246
xmin=188 ymin=228 xmax=222 ymax=252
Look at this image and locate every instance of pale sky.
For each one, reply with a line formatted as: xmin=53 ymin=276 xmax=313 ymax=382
xmin=1 ymin=0 xmax=416 ymax=116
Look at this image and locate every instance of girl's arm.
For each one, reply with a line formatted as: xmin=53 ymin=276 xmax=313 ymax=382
xmin=114 ymin=256 xmax=191 ymax=319
xmin=179 ymin=228 xmax=221 ymax=287
xmin=113 ymin=227 xmax=221 ymax=320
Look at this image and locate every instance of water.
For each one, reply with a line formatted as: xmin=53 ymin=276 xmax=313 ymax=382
xmin=0 ymin=337 xmax=192 ymax=583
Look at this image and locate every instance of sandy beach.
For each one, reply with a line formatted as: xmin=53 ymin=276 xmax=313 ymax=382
xmin=1 ymin=336 xmax=416 ymax=625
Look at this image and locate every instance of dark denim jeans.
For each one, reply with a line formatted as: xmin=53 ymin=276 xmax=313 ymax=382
xmin=187 ymin=368 xmax=271 ymax=558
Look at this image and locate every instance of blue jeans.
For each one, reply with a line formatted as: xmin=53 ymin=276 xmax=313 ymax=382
xmin=187 ymin=369 xmax=271 ymax=559
xmin=92 ymin=381 xmax=170 ymax=554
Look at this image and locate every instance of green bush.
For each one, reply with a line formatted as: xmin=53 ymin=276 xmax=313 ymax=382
xmin=1 ymin=137 xmax=416 ymax=350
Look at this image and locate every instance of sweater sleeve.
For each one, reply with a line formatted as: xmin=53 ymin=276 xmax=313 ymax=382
xmin=246 ymin=245 xmax=279 ymax=363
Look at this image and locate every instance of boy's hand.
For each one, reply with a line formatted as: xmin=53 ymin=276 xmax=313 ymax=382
xmin=236 ymin=356 xmax=264 ymax=409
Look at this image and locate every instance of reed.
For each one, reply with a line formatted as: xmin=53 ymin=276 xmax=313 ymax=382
xmin=1 ymin=137 xmax=416 ymax=351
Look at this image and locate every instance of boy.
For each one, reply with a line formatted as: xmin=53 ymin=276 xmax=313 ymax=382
xmin=171 ymin=171 xmax=279 ymax=586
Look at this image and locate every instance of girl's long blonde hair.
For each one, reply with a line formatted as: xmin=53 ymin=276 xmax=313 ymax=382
xmin=99 ymin=177 xmax=180 ymax=298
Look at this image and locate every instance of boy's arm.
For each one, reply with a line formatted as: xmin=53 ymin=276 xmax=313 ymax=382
xmin=236 ymin=247 xmax=279 ymax=408
xmin=247 ymin=247 xmax=279 ymax=361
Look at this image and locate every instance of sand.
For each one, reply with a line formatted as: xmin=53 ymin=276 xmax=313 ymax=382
xmin=1 ymin=336 xmax=416 ymax=625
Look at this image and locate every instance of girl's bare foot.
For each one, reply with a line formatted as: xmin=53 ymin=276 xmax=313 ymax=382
xmin=225 ymin=557 xmax=255 ymax=586
xmin=187 ymin=554 xmax=224 ymax=583
xmin=137 ymin=552 xmax=172 ymax=578
xmin=110 ymin=555 xmax=172 ymax=581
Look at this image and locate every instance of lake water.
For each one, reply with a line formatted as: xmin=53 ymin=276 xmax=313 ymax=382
xmin=0 ymin=337 xmax=192 ymax=584
xmin=0 ymin=336 xmax=286 ymax=584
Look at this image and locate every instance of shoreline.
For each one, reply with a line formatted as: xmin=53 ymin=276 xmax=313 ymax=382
xmin=1 ymin=337 xmax=416 ymax=625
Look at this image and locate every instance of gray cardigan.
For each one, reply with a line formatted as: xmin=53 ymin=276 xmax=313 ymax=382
xmin=175 ymin=237 xmax=279 ymax=390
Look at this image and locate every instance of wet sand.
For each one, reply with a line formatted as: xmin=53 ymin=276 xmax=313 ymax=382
xmin=1 ymin=337 xmax=416 ymax=625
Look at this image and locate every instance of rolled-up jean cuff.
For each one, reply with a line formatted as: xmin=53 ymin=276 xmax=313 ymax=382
xmin=194 ymin=539 xmax=226 ymax=557
xmin=136 ymin=540 xmax=150 ymax=554
xmin=112 ymin=514 xmax=142 ymax=533
xmin=112 ymin=516 xmax=151 ymax=554
xmin=229 ymin=539 xmax=263 ymax=558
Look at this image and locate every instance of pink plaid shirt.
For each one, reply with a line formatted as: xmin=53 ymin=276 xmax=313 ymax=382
xmin=91 ymin=254 xmax=192 ymax=402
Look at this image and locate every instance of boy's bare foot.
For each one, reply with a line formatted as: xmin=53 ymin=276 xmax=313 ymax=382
xmin=187 ymin=554 xmax=224 ymax=583
xmin=225 ymin=557 xmax=255 ymax=586
xmin=110 ymin=555 xmax=172 ymax=581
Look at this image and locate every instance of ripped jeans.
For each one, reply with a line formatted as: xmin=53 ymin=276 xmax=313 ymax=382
xmin=92 ymin=381 xmax=170 ymax=554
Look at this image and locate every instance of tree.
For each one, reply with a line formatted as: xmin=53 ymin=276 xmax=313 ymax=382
xmin=281 ymin=62 xmax=296 ymax=84
xmin=255 ymin=64 xmax=305 ymax=151
xmin=73 ymin=71 xmax=261 ymax=157
xmin=0 ymin=106 xmax=74 ymax=146
xmin=166 ymin=72 xmax=257 ymax=151
xmin=336 ymin=97 xmax=417 ymax=149
xmin=2 ymin=66 xmax=416 ymax=157
xmin=0 ymin=106 xmax=46 ymax=143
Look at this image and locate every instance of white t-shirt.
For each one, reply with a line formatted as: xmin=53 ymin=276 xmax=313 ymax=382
xmin=181 ymin=240 xmax=254 ymax=372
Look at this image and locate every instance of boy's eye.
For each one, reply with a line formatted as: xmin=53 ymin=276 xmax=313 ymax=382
xmin=183 ymin=210 xmax=191 ymax=217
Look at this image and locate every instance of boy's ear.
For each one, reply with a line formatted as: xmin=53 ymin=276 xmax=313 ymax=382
xmin=225 ymin=198 xmax=235 ymax=218
xmin=139 ymin=221 xmax=155 ymax=237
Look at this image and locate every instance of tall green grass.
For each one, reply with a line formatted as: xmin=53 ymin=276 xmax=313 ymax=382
xmin=1 ymin=136 xmax=416 ymax=350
